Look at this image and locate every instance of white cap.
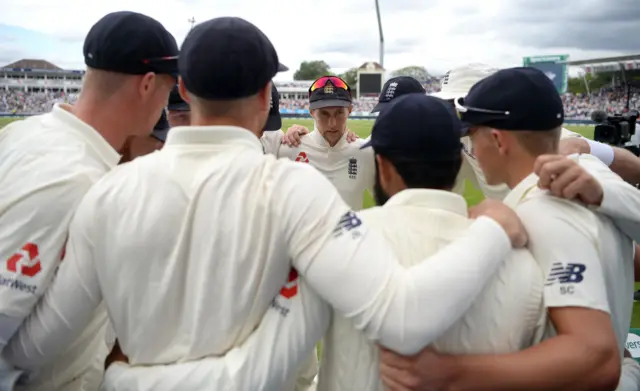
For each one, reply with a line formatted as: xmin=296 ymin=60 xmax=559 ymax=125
xmin=431 ymin=63 xmax=499 ymax=100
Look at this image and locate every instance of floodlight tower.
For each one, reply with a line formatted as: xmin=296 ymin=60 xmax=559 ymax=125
xmin=188 ymin=17 xmax=196 ymax=31
xmin=374 ymin=0 xmax=384 ymax=68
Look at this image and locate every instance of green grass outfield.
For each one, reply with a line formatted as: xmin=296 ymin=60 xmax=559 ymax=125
xmin=2 ymin=116 xmax=639 ymax=329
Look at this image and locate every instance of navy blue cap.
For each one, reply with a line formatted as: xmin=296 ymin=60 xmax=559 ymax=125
xmin=371 ymin=76 xmax=426 ymax=113
xmin=456 ymin=67 xmax=564 ymax=131
xmin=264 ymin=83 xmax=282 ymax=131
xmin=84 ymin=11 xmax=178 ymax=75
xmin=180 ymin=17 xmax=279 ymax=100
xmin=361 ymin=93 xmax=463 ymax=160
xmin=151 ymin=110 xmax=170 ymax=142
xmin=309 ymin=76 xmax=352 ymax=110
xmin=167 ymin=85 xmax=189 ymax=111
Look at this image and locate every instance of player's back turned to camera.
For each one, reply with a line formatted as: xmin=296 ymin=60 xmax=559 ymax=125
xmin=316 ymin=93 xmax=544 ymax=391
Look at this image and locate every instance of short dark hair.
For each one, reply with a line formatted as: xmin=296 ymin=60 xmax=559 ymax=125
xmin=377 ymin=152 xmax=462 ymax=191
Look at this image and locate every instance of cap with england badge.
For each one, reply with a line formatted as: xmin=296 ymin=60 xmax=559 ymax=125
xmin=455 ymin=67 xmax=564 ymax=132
xmin=263 ymin=83 xmax=282 ymax=131
xmin=361 ymin=93 xmax=463 ymax=161
xmin=83 ymin=11 xmax=179 ymax=76
xmin=308 ymin=76 xmax=353 ymax=110
xmin=167 ymin=85 xmax=189 ymax=111
xmin=180 ymin=17 xmax=280 ymax=100
xmin=371 ymin=76 xmax=426 ymax=113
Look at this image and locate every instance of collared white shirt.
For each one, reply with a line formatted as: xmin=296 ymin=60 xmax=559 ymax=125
xmin=317 ymin=189 xmax=544 ymax=391
xmin=0 ymin=103 xmax=119 ymax=391
xmin=10 ymin=125 xmax=516 ymax=391
xmin=262 ymin=130 xmax=375 ymax=210
xmin=503 ymin=156 xmax=635 ymax=361
xmin=99 ymin=152 xmax=640 ymax=391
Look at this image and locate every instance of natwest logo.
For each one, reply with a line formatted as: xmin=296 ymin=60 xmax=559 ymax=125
xmin=295 ymin=152 xmax=309 ymax=163
xmin=6 ymin=243 xmax=42 ymax=277
xmin=279 ymin=268 xmax=299 ymax=299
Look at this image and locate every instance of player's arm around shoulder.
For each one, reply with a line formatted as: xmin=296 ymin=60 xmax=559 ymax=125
xmin=261 ymin=130 xmax=284 ymax=156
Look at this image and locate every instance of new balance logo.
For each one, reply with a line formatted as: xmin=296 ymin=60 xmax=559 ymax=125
xmin=545 ymin=262 xmax=586 ymax=286
xmin=333 ymin=211 xmax=362 ymax=238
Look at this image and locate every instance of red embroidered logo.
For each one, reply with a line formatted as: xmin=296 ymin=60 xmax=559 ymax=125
xmin=6 ymin=243 xmax=41 ymax=277
xmin=295 ymin=152 xmax=309 ymax=163
xmin=279 ymin=269 xmax=299 ymax=299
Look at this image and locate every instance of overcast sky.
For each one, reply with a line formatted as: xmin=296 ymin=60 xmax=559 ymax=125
xmin=1 ymin=0 xmax=638 ymax=79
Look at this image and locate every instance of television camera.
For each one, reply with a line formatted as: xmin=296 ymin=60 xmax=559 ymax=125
xmin=591 ymin=110 xmax=640 ymax=156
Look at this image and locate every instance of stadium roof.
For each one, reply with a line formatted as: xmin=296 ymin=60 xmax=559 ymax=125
xmin=1 ymin=59 xmax=62 ymax=70
xmin=358 ymin=61 xmax=384 ymax=71
xmin=564 ymin=54 xmax=640 ymax=66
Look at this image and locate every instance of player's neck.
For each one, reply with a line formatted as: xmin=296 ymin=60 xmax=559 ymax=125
xmin=190 ymin=114 xmax=261 ymax=139
xmin=69 ymin=98 xmax=131 ymax=151
xmin=505 ymin=156 xmax=537 ymax=189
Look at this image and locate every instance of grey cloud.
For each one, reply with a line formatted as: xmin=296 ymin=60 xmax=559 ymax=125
xmin=310 ymin=35 xmax=420 ymax=59
xmin=497 ymin=0 xmax=640 ymax=52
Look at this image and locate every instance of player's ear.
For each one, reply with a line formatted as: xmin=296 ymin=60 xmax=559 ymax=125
xmin=375 ymin=154 xmax=395 ymax=190
xmin=178 ymin=77 xmax=190 ymax=104
xmin=347 ymin=105 xmax=353 ymax=114
xmin=491 ymin=129 xmax=508 ymax=156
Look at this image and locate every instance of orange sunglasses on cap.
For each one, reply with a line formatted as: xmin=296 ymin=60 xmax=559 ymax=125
xmin=309 ymin=76 xmax=350 ymax=92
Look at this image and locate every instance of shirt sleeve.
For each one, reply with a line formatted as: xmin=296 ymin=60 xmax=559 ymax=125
xmin=0 ymin=175 xmax=91 ymax=344
xmin=3 ymin=191 xmax=103 ymax=370
xmin=274 ymin=163 xmax=514 ymax=355
xmin=100 ymin=279 xmax=330 ymax=391
xmin=516 ymin=196 xmax=609 ymax=313
xmin=577 ymin=154 xmax=640 ymax=243
xmin=261 ymin=131 xmax=283 ymax=156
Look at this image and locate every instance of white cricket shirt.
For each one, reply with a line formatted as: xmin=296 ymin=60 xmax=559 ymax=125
xmin=317 ymin=189 xmax=545 ymax=391
xmin=458 ymin=128 xmax=583 ymax=200
xmin=503 ymin=155 xmax=635 ymax=361
xmin=262 ymin=130 xmax=375 ymax=210
xmin=6 ymin=126 xmax=516 ymax=391
xmin=0 ymin=104 xmax=120 ymax=391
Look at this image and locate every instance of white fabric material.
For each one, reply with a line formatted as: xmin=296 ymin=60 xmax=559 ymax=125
xmin=430 ymin=63 xmax=498 ymax=100
xmin=96 ymin=151 xmax=640 ymax=391
xmin=504 ymin=156 xmax=635 ymax=364
xmin=617 ymin=358 xmax=640 ymax=391
xmin=0 ymin=104 xmax=118 ymax=391
xmin=586 ymin=139 xmax=615 ymax=166
xmin=25 ymin=125 xmax=515 ymax=391
xmin=264 ymin=130 xmax=375 ymax=210
xmin=316 ymin=190 xmax=545 ymax=391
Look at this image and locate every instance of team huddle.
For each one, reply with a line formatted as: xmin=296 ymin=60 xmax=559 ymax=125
xmin=1 ymin=10 xmax=640 ymax=391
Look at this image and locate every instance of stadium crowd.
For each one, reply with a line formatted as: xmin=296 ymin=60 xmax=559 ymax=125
xmin=1 ymin=83 xmax=637 ymax=118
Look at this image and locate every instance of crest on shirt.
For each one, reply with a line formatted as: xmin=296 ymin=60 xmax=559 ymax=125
xmin=323 ymin=82 xmax=334 ymax=94
xmin=295 ymin=152 xmax=310 ymax=163
xmin=348 ymin=157 xmax=358 ymax=179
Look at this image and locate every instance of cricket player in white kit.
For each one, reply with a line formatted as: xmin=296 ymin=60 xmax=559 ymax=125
xmin=98 ymin=91 xmax=640 ymax=391
xmin=379 ymin=67 xmax=640 ymax=391
xmin=433 ymin=63 xmax=640 ymax=200
xmin=3 ymin=17 xmax=528 ymax=391
xmin=262 ymin=75 xmax=374 ymax=210
xmin=0 ymin=11 xmax=178 ymax=391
